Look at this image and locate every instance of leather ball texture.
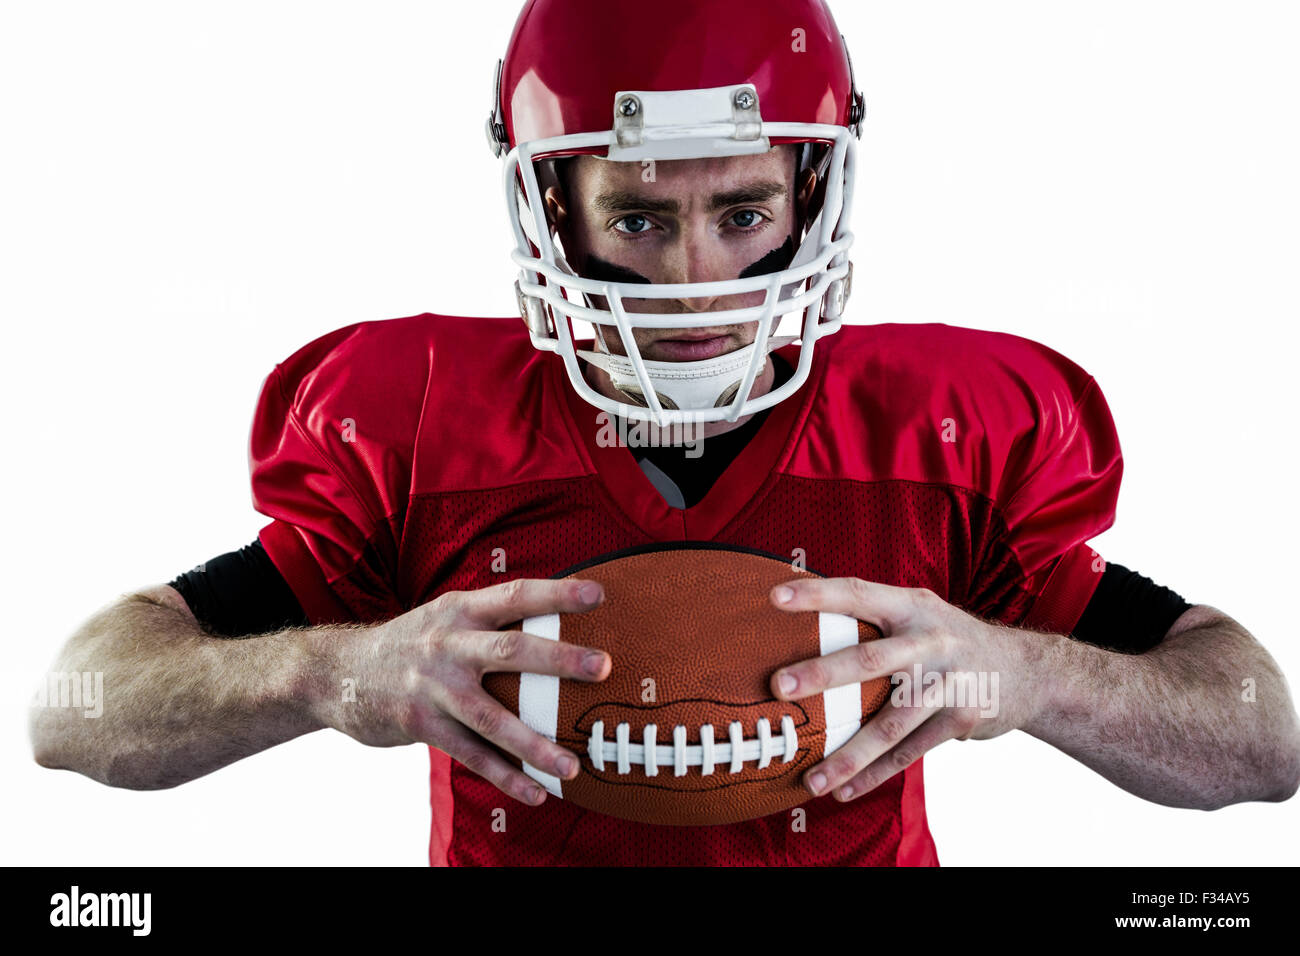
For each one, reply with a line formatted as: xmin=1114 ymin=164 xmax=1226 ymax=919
xmin=482 ymin=544 xmax=891 ymax=826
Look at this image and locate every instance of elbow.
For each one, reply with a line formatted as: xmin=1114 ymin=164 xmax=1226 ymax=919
xmin=28 ymin=704 xmax=67 ymax=773
xmin=1263 ymin=721 xmax=1300 ymax=803
xmin=1181 ymin=736 xmax=1300 ymax=811
xmin=28 ymin=706 xmax=170 ymax=791
xmin=1262 ymin=745 xmax=1300 ymax=804
xmin=28 ymin=709 xmax=95 ymax=783
xmin=31 ymin=744 xmax=177 ymax=791
xmin=1221 ymin=732 xmax=1300 ymax=808
xmin=1266 ymin=777 xmax=1299 ymax=804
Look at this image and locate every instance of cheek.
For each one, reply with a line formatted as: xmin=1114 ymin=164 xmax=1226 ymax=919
xmin=559 ymin=221 xmax=593 ymax=260
xmin=717 ymin=208 xmax=799 ymax=274
xmin=737 ymin=236 xmax=795 ymax=279
xmin=556 ymin=204 xmax=601 ymax=258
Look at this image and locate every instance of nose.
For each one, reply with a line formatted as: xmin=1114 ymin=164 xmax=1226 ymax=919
xmin=661 ymin=227 xmax=726 ymax=313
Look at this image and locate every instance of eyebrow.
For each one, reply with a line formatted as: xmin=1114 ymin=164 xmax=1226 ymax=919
xmin=591 ymin=180 xmax=788 ymax=215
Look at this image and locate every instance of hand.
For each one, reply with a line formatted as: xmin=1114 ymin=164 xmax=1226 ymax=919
xmin=767 ymin=578 xmax=1047 ymax=803
xmin=312 ymin=578 xmax=610 ymax=807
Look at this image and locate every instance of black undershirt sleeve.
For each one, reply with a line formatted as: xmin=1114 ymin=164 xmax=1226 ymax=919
xmin=166 ymin=490 xmax=1188 ymax=655
xmin=168 ymin=539 xmax=309 ymax=638
xmin=1072 ymin=562 xmax=1193 ymax=654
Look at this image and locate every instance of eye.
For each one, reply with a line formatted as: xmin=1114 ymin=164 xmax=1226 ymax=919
xmin=613 ymin=214 xmax=653 ymax=235
xmin=728 ymin=210 xmax=765 ymax=229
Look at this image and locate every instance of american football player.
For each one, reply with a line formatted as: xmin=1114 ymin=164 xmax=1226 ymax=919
xmin=30 ymin=0 xmax=1300 ymax=866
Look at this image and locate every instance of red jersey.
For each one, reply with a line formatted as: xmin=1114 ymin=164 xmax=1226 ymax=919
xmin=248 ymin=314 xmax=1122 ymax=866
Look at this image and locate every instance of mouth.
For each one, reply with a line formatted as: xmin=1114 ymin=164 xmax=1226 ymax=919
xmin=650 ymin=334 xmax=734 ymax=361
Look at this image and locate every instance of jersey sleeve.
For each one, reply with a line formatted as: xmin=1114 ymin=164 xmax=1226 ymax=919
xmin=966 ymin=361 xmax=1124 ymax=635
xmin=248 ymin=322 xmax=420 ymax=626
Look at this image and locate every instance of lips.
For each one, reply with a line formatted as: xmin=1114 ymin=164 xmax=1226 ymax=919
xmin=660 ymin=330 xmax=728 ymax=340
xmin=651 ymin=335 xmax=732 ymax=361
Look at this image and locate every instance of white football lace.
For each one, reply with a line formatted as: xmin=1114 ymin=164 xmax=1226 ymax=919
xmin=587 ymin=716 xmax=799 ymax=776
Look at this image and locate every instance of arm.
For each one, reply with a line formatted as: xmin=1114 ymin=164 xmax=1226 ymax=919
xmin=766 ymin=580 xmax=1300 ymax=811
xmin=1021 ymin=604 xmax=1300 ymax=810
xmin=30 ymin=578 xmax=612 ymax=800
xmin=29 ymin=584 xmax=332 ymax=789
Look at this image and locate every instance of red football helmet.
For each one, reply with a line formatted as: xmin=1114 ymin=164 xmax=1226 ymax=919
xmin=487 ymin=0 xmax=863 ymax=425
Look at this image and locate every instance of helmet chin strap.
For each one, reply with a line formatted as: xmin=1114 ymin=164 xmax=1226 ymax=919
xmin=577 ymin=330 xmax=797 ymax=413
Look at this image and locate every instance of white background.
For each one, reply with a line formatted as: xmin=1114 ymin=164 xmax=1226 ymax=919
xmin=3 ymin=0 xmax=1297 ymax=866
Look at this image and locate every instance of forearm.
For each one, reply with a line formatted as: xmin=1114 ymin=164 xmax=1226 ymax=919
xmin=29 ymin=591 xmax=343 ymax=789
xmin=1020 ymin=612 xmax=1300 ymax=809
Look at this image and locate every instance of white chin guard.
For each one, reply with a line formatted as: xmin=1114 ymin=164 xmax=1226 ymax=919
xmin=578 ymin=334 xmax=797 ymax=415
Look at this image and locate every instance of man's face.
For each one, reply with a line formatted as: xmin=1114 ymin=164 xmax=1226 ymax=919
xmin=545 ymin=146 xmax=814 ymax=363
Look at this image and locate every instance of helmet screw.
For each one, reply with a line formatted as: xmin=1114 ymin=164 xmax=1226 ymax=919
xmin=733 ymin=89 xmax=755 ymax=111
xmin=618 ymin=96 xmax=640 ymax=117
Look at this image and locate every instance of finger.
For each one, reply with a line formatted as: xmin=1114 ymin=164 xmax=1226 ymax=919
xmin=425 ymin=714 xmax=554 ymax=806
xmin=831 ymin=711 xmax=968 ymax=802
xmin=444 ymin=687 xmax=584 ymax=786
xmin=772 ymin=633 xmax=916 ymax=700
xmin=804 ymin=697 xmax=935 ymax=797
xmin=457 ymin=629 xmax=610 ymax=681
xmin=770 ymin=577 xmax=918 ymax=631
xmin=452 ymin=577 xmax=605 ymax=629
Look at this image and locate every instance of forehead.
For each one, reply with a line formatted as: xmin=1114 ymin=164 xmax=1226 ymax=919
xmin=567 ymin=146 xmax=794 ymax=192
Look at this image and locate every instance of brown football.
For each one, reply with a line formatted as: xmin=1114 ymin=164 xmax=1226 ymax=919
xmin=483 ymin=544 xmax=890 ymax=826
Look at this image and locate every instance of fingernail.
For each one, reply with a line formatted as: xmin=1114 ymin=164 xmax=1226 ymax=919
xmin=528 ymin=787 xmax=544 ymax=804
xmin=583 ymin=651 xmax=606 ymax=676
xmin=778 ymin=672 xmax=797 ymax=695
xmin=773 ymin=585 xmax=794 ymax=604
xmin=578 ymin=583 xmax=601 ymax=605
xmin=838 ymin=784 xmax=854 ymax=801
xmin=809 ymin=772 xmax=827 ymax=794
xmin=556 ymin=755 xmax=576 ymax=777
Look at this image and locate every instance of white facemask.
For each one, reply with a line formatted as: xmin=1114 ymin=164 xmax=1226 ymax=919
xmin=578 ymin=331 xmax=797 ymax=414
